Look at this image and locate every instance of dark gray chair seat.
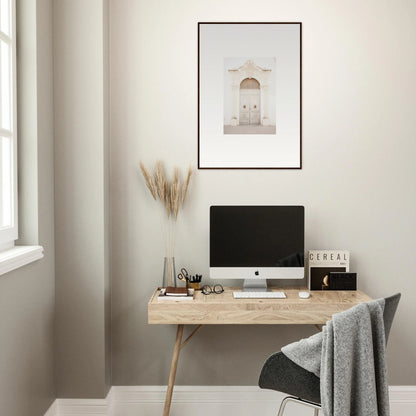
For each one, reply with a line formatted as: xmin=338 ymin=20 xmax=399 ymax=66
xmin=259 ymin=350 xmax=321 ymax=403
xmin=258 ymin=294 xmax=401 ymax=406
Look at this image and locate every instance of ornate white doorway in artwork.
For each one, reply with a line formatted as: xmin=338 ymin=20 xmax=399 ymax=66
xmin=239 ymin=78 xmax=261 ymax=125
xmin=228 ymin=60 xmax=272 ymax=128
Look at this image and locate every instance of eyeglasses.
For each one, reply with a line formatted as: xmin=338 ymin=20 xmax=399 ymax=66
xmin=201 ymin=284 xmax=224 ymax=295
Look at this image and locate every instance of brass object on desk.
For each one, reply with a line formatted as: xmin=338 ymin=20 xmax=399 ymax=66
xmin=189 ymin=282 xmax=200 ymax=290
xmin=177 ymin=269 xmax=202 ymax=290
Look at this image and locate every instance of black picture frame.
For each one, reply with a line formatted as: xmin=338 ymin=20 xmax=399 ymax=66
xmin=198 ymin=22 xmax=302 ymax=170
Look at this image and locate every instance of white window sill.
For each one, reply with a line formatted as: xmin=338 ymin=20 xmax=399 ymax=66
xmin=0 ymin=245 xmax=44 ymax=276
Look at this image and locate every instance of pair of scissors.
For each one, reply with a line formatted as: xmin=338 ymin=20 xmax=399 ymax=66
xmin=177 ymin=268 xmax=190 ymax=283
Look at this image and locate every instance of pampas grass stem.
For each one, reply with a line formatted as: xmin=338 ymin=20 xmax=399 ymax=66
xmin=139 ymin=162 xmax=157 ymax=200
xmin=181 ymin=166 xmax=193 ymax=206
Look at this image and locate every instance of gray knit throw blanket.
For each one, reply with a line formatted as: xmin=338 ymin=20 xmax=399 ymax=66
xmin=282 ymin=299 xmax=390 ymax=416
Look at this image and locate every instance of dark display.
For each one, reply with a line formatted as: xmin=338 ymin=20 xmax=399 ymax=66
xmin=210 ymin=206 xmax=304 ymax=267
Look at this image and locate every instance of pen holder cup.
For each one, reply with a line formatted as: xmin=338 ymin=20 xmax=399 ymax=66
xmin=189 ymin=282 xmax=200 ymax=290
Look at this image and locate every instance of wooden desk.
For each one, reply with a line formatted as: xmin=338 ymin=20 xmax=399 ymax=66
xmin=148 ymin=287 xmax=371 ymax=416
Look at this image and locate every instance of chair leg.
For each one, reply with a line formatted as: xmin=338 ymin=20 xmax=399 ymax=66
xmin=277 ymin=396 xmax=321 ymax=416
xmin=277 ymin=397 xmax=291 ymax=416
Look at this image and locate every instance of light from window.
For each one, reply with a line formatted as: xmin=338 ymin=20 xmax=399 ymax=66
xmin=0 ymin=0 xmax=16 ymax=243
xmin=0 ymin=0 xmax=10 ymax=37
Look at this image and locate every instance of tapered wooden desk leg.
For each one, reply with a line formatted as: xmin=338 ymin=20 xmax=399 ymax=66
xmin=163 ymin=324 xmax=184 ymax=416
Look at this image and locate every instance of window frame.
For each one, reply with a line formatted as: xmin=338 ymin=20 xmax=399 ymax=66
xmin=0 ymin=0 xmax=44 ymax=277
xmin=0 ymin=0 xmax=18 ymax=247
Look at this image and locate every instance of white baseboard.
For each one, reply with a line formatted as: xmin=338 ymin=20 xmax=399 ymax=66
xmin=59 ymin=397 xmax=110 ymax=416
xmin=111 ymin=386 xmax=295 ymax=416
xmin=389 ymin=386 xmax=416 ymax=415
xmin=44 ymin=400 xmax=58 ymax=416
xmin=44 ymin=385 xmax=416 ymax=416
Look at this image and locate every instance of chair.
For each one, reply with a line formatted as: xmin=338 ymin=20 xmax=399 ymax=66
xmin=258 ymin=293 xmax=401 ymax=416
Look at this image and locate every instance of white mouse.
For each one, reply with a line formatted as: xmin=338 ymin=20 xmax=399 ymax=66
xmin=299 ymin=291 xmax=311 ymax=299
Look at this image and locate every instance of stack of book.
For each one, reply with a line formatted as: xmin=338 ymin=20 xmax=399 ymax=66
xmin=157 ymin=287 xmax=195 ymax=301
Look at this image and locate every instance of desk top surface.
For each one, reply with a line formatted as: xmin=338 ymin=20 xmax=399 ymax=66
xmin=148 ymin=287 xmax=372 ymax=325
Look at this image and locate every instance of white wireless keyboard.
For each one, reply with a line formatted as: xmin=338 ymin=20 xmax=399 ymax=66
xmin=233 ymin=291 xmax=286 ymax=299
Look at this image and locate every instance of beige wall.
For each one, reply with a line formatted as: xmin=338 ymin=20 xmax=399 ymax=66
xmin=7 ymin=0 xmax=414 ymax=405
xmin=0 ymin=0 xmax=55 ymax=415
xmin=54 ymin=0 xmax=111 ymax=398
xmin=110 ymin=0 xmax=416 ymax=386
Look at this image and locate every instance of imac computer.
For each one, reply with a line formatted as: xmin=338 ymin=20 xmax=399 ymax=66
xmin=210 ymin=206 xmax=304 ymax=293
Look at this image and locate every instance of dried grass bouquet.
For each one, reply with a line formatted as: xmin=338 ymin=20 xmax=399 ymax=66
xmin=139 ymin=161 xmax=193 ymax=285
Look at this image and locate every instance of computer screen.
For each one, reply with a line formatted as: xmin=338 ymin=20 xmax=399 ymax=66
xmin=210 ymin=206 xmax=304 ymax=285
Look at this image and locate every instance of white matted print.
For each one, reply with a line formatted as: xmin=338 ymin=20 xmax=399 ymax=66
xmin=198 ymin=23 xmax=301 ymax=169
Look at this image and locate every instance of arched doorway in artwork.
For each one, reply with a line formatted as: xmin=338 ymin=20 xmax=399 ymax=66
xmin=227 ymin=60 xmax=272 ymax=127
xmin=239 ymin=78 xmax=260 ymax=125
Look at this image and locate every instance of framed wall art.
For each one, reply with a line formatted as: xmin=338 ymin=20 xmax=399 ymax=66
xmin=198 ymin=22 xmax=302 ymax=169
